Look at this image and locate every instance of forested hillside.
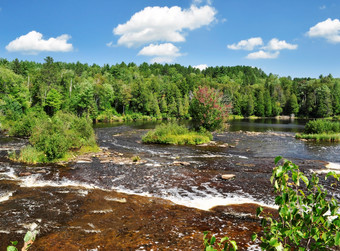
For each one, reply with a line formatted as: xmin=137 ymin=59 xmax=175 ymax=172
xmin=1 ymin=57 xmax=340 ymax=122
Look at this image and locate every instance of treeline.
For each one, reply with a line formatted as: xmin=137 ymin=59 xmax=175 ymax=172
xmin=1 ymin=57 xmax=340 ymax=122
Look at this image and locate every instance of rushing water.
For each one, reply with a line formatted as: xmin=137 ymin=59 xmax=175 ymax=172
xmin=0 ymin=119 xmax=339 ymax=250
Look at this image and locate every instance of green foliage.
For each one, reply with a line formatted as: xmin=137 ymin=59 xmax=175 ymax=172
xmin=7 ymin=230 xmax=36 ymax=251
xmin=7 ymin=108 xmax=48 ymax=137
xmin=304 ymin=119 xmax=340 ymax=134
xmin=190 ymin=86 xmax=231 ymax=131
xmin=13 ymin=145 xmax=47 ymax=163
xmin=296 ymin=133 xmax=340 ymax=142
xmin=203 ymin=231 xmax=238 ymax=251
xmin=28 ymin=112 xmax=96 ymax=161
xmin=254 ymin=157 xmax=340 ymax=250
xmin=142 ymin=122 xmax=212 ymax=145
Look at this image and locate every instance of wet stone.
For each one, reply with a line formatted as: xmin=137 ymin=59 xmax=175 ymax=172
xmin=221 ymin=174 xmax=236 ymax=180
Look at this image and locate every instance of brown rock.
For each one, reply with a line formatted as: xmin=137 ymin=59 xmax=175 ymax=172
xmin=221 ymin=174 xmax=235 ymax=180
xmin=172 ymin=161 xmax=191 ymax=166
xmin=19 ymin=172 xmax=32 ymax=176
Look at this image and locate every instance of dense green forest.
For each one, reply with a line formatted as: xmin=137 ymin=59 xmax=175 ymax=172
xmin=1 ymin=56 xmax=340 ymax=123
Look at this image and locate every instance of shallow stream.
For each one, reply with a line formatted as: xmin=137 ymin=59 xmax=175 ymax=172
xmin=0 ymin=119 xmax=339 ymax=250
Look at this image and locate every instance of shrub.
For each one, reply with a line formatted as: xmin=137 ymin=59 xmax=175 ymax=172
xmin=189 ymin=86 xmax=231 ymax=132
xmin=304 ymin=119 xmax=340 ymax=134
xmin=254 ymin=157 xmax=340 ymax=250
xmin=20 ymin=111 xmax=97 ymax=162
xmin=142 ymin=122 xmax=212 ymax=145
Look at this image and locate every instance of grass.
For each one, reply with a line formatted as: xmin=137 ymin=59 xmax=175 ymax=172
xmin=228 ymin=115 xmax=244 ymax=120
xmin=296 ymin=119 xmax=340 ymax=141
xmin=296 ymin=133 xmax=340 ymax=142
xmin=10 ymin=144 xmax=101 ymax=164
xmin=142 ymin=122 xmax=212 ymax=145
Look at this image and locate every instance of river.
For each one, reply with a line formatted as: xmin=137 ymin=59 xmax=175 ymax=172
xmin=0 ymin=119 xmax=339 ymax=250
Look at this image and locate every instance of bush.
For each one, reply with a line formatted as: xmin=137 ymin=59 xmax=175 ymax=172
xmin=7 ymin=108 xmax=48 ymax=137
xmin=142 ymin=122 xmax=212 ymax=145
xmin=189 ymin=86 xmax=231 ymax=132
xmin=28 ymin=112 xmax=96 ymax=161
xmin=254 ymin=157 xmax=340 ymax=250
xmin=304 ymin=119 xmax=340 ymax=134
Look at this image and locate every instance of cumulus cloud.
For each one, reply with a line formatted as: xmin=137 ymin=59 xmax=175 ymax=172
xmin=264 ymin=38 xmax=298 ymax=50
xmin=227 ymin=37 xmax=263 ymax=51
xmin=307 ymin=18 xmax=340 ymax=43
xmin=138 ymin=43 xmax=181 ymax=56
xmin=6 ymin=31 xmax=73 ymax=54
xmin=246 ymin=50 xmax=280 ymax=59
xmin=193 ymin=64 xmax=208 ymax=71
xmin=138 ymin=43 xmax=182 ymax=64
xmin=113 ymin=5 xmax=216 ymax=47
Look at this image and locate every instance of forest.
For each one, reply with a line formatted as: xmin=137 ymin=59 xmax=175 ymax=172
xmin=1 ymin=56 xmax=340 ymax=124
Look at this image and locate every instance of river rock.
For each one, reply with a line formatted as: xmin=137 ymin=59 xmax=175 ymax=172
xmin=19 ymin=172 xmax=32 ymax=176
xmin=172 ymin=161 xmax=191 ymax=166
xmin=219 ymin=143 xmax=228 ymax=148
xmin=221 ymin=174 xmax=235 ymax=180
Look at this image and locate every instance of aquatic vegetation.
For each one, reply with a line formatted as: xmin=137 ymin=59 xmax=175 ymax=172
xmin=296 ymin=119 xmax=340 ymax=141
xmin=10 ymin=112 xmax=98 ymax=163
xmin=142 ymin=122 xmax=212 ymax=145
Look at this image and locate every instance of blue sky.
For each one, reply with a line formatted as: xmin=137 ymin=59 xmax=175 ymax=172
xmin=1 ymin=0 xmax=340 ymax=77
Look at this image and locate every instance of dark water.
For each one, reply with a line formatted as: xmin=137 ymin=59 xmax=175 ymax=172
xmin=0 ymin=119 xmax=339 ymax=250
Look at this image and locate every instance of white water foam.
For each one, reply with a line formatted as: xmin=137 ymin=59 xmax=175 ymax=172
xmin=19 ymin=174 xmax=106 ymax=190
xmin=313 ymin=162 xmax=340 ymax=174
xmin=112 ymin=185 xmax=277 ymax=211
xmin=0 ymin=191 xmax=14 ymax=203
xmin=0 ymin=167 xmax=17 ymax=180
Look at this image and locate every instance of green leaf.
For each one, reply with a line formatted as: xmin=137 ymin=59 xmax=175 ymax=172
xmin=256 ymin=207 xmax=263 ymax=216
xmin=269 ymin=237 xmax=278 ymax=246
xmin=210 ymin=235 xmax=216 ymax=245
xmin=24 ymin=231 xmax=35 ymax=242
xmin=300 ymin=175 xmax=309 ymax=186
xmin=335 ymin=231 xmax=340 ymax=246
xmin=275 ymin=156 xmax=283 ymax=165
xmin=220 ymin=236 xmax=229 ymax=243
xmin=251 ymin=233 xmax=257 ymax=241
xmin=10 ymin=241 xmax=18 ymax=246
xmin=206 ymin=246 xmax=217 ymax=251
xmin=229 ymin=240 xmax=237 ymax=250
xmin=7 ymin=246 xmax=18 ymax=251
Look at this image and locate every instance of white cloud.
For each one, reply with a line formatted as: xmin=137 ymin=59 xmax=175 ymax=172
xmin=307 ymin=18 xmax=340 ymax=43
xmin=113 ymin=5 xmax=216 ymax=47
xmin=193 ymin=64 xmax=208 ymax=71
xmin=227 ymin=37 xmax=263 ymax=51
xmin=320 ymin=5 xmax=326 ymax=10
xmin=138 ymin=43 xmax=182 ymax=64
xmin=6 ymin=31 xmax=73 ymax=54
xmin=246 ymin=50 xmax=280 ymax=59
xmin=150 ymin=56 xmax=177 ymax=64
xmin=138 ymin=43 xmax=181 ymax=57
xmin=264 ymin=38 xmax=298 ymax=50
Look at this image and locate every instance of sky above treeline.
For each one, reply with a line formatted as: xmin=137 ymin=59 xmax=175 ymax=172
xmin=0 ymin=0 xmax=340 ymax=78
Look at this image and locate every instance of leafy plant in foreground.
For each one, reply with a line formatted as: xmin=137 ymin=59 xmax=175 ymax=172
xmin=254 ymin=156 xmax=340 ymax=250
xmin=7 ymin=231 xmax=36 ymax=251
xmin=203 ymin=231 xmax=237 ymax=251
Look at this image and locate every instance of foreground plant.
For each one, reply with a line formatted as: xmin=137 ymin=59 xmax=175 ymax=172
xmin=253 ymin=156 xmax=340 ymax=250
xmin=203 ymin=231 xmax=237 ymax=251
xmin=7 ymin=231 xmax=36 ymax=251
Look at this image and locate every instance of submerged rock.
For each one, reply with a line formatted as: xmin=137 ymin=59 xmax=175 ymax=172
xmin=172 ymin=161 xmax=191 ymax=166
xmin=221 ymin=174 xmax=236 ymax=180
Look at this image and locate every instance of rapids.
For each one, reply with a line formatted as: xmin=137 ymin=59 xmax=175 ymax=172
xmin=0 ymin=119 xmax=339 ymax=250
